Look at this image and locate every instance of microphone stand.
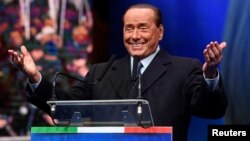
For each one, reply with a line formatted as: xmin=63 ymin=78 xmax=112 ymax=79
xmin=49 ymin=72 xmax=87 ymax=126
xmin=49 ymin=55 xmax=116 ymax=125
xmin=136 ymin=63 xmax=151 ymax=128
xmin=137 ymin=74 xmax=143 ymax=127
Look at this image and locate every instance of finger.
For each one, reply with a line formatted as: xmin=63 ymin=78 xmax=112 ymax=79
xmin=211 ymin=42 xmax=221 ymax=59
xmin=207 ymin=45 xmax=216 ymax=60
xmin=8 ymin=50 xmax=15 ymax=59
xmin=8 ymin=50 xmax=20 ymax=68
xmin=215 ymin=41 xmax=226 ymax=62
xmin=8 ymin=49 xmax=14 ymax=54
xmin=13 ymin=51 xmax=20 ymax=59
xmin=203 ymin=48 xmax=210 ymax=62
xmin=219 ymin=42 xmax=227 ymax=50
xmin=12 ymin=55 xmax=19 ymax=65
xmin=12 ymin=51 xmax=22 ymax=64
xmin=17 ymin=55 xmax=22 ymax=63
xmin=21 ymin=45 xmax=29 ymax=56
xmin=20 ymin=54 xmax=24 ymax=59
xmin=213 ymin=41 xmax=226 ymax=53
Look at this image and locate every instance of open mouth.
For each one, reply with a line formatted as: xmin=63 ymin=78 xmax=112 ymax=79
xmin=130 ymin=43 xmax=145 ymax=48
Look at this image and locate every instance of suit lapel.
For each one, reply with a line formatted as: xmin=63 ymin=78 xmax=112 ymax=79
xmin=109 ymin=50 xmax=172 ymax=99
xmin=141 ymin=50 xmax=172 ymax=94
xmin=110 ymin=56 xmax=132 ymax=99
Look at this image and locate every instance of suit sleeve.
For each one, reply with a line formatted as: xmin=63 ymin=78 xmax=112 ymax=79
xmin=186 ymin=60 xmax=228 ymax=119
xmin=25 ymin=71 xmax=93 ymax=115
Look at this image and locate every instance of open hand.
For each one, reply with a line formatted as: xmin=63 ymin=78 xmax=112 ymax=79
xmin=8 ymin=45 xmax=41 ymax=83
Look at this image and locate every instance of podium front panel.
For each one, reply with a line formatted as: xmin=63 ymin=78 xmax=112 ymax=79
xmin=31 ymin=126 xmax=172 ymax=141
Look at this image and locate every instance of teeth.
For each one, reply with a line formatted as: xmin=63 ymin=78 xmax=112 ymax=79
xmin=132 ymin=43 xmax=142 ymax=46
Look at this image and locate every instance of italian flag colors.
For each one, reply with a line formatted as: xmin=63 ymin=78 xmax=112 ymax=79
xmin=31 ymin=126 xmax=173 ymax=141
xmin=31 ymin=126 xmax=172 ymax=134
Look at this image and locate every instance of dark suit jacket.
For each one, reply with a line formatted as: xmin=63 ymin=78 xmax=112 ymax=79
xmin=27 ymin=49 xmax=227 ymax=141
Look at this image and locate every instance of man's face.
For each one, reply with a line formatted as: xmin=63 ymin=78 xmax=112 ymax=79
xmin=123 ymin=8 xmax=163 ymax=59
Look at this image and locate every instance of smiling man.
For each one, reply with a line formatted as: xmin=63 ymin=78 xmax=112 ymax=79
xmin=8 ymin=3 xmax=227 ymax=141
xmin=123 ymin=5 xmax=163 ymax=59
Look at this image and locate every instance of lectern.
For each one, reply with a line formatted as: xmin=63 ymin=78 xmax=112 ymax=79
xmin=31 ymin=99 xmax=173 ymax=141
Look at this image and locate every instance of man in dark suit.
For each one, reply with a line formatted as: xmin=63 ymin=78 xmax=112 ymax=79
xmin=9 ymin=3 xmax=227 ymax=141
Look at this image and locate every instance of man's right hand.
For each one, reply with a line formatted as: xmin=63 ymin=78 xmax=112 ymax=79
xmin=8 ymin=45 xmax=41 ymax=83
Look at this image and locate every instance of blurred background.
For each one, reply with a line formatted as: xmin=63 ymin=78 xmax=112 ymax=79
xmin=0 ymin=0 xmax=250 ymax=141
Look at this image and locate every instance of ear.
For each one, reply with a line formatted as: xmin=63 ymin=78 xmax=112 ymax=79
xmin=158 ymin=25 xmax=164 ymax=41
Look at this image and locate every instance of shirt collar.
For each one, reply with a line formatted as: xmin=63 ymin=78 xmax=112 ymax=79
xmin=130 ymin=46 xmax=160 ymax=74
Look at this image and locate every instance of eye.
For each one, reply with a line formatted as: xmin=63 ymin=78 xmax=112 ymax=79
xmin=139 ymin=26 xmax=149 ymax=32
xmin=124 ymin=26 xmax=134 ymax=33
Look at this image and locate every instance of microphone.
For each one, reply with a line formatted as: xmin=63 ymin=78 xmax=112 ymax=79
xmin=49 ymin=55 xmax=116 ymax=117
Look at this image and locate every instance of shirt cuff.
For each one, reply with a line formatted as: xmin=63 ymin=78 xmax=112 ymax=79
xmin=27 ymin=74 xmax=42 ymax=92
xmin=204 ymin=71 xmax=220 ymax=91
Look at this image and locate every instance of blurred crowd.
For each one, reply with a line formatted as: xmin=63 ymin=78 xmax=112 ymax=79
xmin=0 ymin=0 xmax=93 ymax=136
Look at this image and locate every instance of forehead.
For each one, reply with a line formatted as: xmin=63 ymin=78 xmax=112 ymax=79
xmin=124 ymin=8 xmax=155 ymax=23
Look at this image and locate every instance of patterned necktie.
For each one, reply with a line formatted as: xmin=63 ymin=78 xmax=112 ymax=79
xmin=132 ymin=58 xmax=143 ymax=84
xmin=137 ymin=61 xmax=143 ymax=76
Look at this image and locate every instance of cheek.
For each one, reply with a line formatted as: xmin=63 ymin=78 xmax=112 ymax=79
xmin=150 ymin=35 xmax=160 ymax=46
xmin=144 ymin=46 xmax=154 ymax=55
xmin=123 ymin=34 xmax=129 ymax=42
xmin=123 ymin=42 xmax=131 ymax=54
xmin=145 ymin=40 xmax=158 ymax=53
xmin=123 ymin=37 xmax=131 ymax=47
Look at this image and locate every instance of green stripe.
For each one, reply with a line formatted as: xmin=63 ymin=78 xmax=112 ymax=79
xmin=31 ymin=127 xmax=77 ymax=133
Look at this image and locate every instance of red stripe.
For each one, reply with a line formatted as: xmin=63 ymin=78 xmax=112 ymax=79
xmin=125 ymin=126 xmax=172 ymax=133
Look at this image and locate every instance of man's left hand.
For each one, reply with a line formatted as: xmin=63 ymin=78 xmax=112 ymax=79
xmin=203 ymin=41 xmax=227 ymax=78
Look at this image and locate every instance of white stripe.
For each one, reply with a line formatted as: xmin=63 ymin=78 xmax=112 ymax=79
xmin=77 ymin=127 xmax=124 ymax=133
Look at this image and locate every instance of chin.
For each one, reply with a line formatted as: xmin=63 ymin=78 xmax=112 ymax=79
xmin=132 ymin=54 xmax=144 ymax=58
xmin=129 ymin=52 xmax=140 ymax=56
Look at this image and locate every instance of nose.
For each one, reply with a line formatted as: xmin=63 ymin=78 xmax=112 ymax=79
xmin=131 ymin=29 xmax=140 ymax=40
